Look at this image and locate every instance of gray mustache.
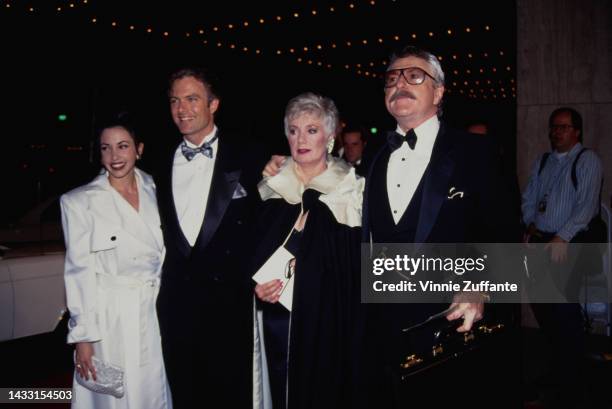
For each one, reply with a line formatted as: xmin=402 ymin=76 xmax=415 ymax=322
xmin=390 ymin=90 xmax=416 ymax=102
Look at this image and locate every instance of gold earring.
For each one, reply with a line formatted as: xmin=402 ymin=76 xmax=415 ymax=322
xmin=326 ymin=138 xmax=335 ymax=154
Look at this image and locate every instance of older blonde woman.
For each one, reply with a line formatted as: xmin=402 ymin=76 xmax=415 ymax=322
xmin=252 ymin=93 xmax=364 ymax=409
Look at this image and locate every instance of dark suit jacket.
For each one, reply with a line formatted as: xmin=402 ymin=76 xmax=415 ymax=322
xmin=363 ymin=123 xmax=517 ymax=244
xmin=154 ymin=130 xmax=263 ymax=409
xmin=361 ymin=122 xmax=520 ymax=409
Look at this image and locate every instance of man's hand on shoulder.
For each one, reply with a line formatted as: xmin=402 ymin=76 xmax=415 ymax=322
xmin=262 ymin=155 xmax=288 ymax=177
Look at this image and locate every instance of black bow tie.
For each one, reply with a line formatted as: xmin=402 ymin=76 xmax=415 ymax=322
xmin=181 ymin=133 xmax=219 ymax=161
xmin=387 ymin=129 xmax=417 ymax=151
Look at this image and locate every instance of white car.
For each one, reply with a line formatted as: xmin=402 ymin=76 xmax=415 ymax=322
xmin=0 ymin=239 xmax=66 ymax=341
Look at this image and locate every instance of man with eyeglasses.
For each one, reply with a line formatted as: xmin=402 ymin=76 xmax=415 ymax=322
xmin=521 ymin=107 xmax=602 ymax=408
xmin=522 ymin=107 xmax=602 ymax=251
xmin=263 ymin=45 xmax=520 ymax=408
xmin=360 ymin=45 xmax=521 ymax=408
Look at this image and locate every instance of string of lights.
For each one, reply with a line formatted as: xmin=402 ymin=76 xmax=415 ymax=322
xmin=2 ymin=1 xmax=397 ymax=39
xmin=88 ymin=17 xmax=507 ymax=63
xmin=176 ymin=1 xmax=395 ymax=37
xmin=2 ymin=1 xmax=497 ymax=53
xmin=289 ymin=55 xmax=516 ymax=99
xmin=250 ymin=26 xmax=494 ymax=57
xmin=3 ymin=1 xmax=515 ymax=100
xmin=2 ymin=0 xmax=89 ymax=13
xmin=80 ymin=19 xmax=494 ymax=50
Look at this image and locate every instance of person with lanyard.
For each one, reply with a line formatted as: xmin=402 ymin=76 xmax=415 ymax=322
xmin=522 ymin=106 xmax=603 ymax=409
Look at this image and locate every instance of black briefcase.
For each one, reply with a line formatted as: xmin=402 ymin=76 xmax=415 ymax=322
xmin=392 ymin=309 xmax=521 ymax=409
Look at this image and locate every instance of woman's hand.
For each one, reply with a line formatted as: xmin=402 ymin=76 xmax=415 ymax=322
xmin=255 ymin=279 xmax=283 ymax=303
xmin=75 ymin=342 xmax=97 ymax=381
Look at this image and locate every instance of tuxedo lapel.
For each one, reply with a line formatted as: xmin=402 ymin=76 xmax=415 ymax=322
xmin=192 ymin=136 xmax=241 ymax=253
xmin=415 ymin=124 xmax=456 ymax=243
xmin=362 ymin=144 xmax=389 ymax=242
xmin=160 ymin=148 xmax=191 ymax=258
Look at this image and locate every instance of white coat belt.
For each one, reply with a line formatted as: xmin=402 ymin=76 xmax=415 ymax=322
xmin=96 ymin=273 xmax=160 ymax=367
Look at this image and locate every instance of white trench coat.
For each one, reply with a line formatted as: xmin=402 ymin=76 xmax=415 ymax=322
xmin=61 ymin=169 xmax=172 ymax=409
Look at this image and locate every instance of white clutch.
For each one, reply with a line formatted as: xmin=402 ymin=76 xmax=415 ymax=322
xmin=252 ymin=245 xmax=295 ymax=311
xmin=75 ymin=357 xmax=125 ymax=398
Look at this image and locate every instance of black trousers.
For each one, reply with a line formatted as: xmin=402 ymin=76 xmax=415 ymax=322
xmin=528 ymin=233 xmax=585 ymax=408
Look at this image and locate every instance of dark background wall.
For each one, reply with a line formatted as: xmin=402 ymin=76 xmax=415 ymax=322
xmin=517 ymin=0 xmax=612 ymax=205
xmin=0 ymin=0 xmax=517 ymax=223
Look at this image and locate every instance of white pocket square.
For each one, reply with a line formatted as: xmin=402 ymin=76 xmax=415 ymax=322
xmin=447 ymin=187 xmax=464 ymax=199
xmin=232 ymin=183 xmax=248 ymax=199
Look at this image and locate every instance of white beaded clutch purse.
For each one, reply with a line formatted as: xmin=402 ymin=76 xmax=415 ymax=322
xmin=75 ymin=357 xmax=125 ymax=398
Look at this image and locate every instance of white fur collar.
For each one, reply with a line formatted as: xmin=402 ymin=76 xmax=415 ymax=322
xmin=258 ymin=156 xmax=364 ymax=227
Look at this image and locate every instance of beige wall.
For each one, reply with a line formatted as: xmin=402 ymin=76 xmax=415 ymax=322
xmin=517 ymin=0 xmax=612 ymax=207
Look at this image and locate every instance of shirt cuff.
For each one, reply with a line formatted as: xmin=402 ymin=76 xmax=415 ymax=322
xmin=66 ymin=316 xmax=102 ymax=344
xmin=556 ymin=228 xmax=575 ymax=242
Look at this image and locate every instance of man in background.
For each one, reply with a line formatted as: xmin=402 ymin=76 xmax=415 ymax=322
xmin=522 ymin=106 xmax=603 ymax=409
xmin=341 ymin=124 xmax=368 ymax=175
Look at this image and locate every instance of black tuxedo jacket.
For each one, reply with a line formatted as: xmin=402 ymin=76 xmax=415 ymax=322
xmin=361 ymin=122 xmax=521 ymax=409
xmin=154 ymin=130 xmax=263 ymax=408
xmin=363 ymin=122 xmax=517 ymax=244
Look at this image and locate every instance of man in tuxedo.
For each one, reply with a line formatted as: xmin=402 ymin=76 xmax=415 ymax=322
xmin=363 ymin=46 xmax=520 ymax=408
xmin=340 ymin=124 xmax=368 ymax=176
xmin=154 ymin=67 xmax=262 ymax=408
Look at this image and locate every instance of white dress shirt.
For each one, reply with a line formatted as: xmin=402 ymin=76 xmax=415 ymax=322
xmin=172 ymin=126 xmax=218 ymax=246
xmin=387 ymin=115 xmax=439 ymax=224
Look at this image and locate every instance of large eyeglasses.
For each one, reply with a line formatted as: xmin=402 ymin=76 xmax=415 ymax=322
xmin=384 ymin=67 xmax=437 ymax=88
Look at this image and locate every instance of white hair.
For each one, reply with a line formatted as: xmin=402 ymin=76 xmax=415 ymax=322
xmin=283 ymin=92 xmax=339 ymax=136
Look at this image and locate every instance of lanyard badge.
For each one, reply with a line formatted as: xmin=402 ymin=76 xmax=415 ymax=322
xmin=538 ymin=194 xmax=548 ymax=213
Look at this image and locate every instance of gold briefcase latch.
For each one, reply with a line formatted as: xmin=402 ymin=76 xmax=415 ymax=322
xmin=401 ymin=354 xmax=424 ymax=369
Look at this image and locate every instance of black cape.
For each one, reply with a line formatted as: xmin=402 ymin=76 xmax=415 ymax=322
xmin=252 ymin=189 xmax=363 ymax=409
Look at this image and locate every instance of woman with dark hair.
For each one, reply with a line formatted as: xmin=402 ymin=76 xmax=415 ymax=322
xmin=61 ymin=114 xmax=172 ymax=408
